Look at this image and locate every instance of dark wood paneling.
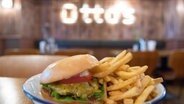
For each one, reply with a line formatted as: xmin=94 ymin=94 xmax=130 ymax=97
xmin=0 ymin=0 xmax=184 ymax=54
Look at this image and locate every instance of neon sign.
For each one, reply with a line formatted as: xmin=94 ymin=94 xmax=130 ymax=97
xmin=60 ymin=3 xmax=78 ymax=24
xmin=60 ymin=2 xmax=136 ymax=25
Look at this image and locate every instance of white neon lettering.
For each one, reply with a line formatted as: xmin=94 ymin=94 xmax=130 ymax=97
xmin=80 ymin=4 xmax=93 ymax=24
xmin=93 ymin=4 xmax=104 ymax=24
xmin=59 ymin=2 xmax=136 ymax=25
xmin=60 ymin=3 xmax=78 ymax=24
xmin=104 ymin=7 xmax=120 ymax=24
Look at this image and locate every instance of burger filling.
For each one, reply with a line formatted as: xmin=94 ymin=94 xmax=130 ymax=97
xmin=41 ymin=72 xmax=105 ymax=102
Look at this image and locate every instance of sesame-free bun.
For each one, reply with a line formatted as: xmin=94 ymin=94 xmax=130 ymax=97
xmin=40 ymin=54 xmax=99 ymax=84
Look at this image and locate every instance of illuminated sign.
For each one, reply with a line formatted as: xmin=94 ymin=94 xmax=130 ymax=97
xmin=79 ymin=3 xmax=93 ymax=24
xmin=1 ymin=0 xmax=13 ymax=9
xmin=60 ymin=2 xmax=136 ymax=25
xmin=60 ymin=3 xmax=78 ymax=24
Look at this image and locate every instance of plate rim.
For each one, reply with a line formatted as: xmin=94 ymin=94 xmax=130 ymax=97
xmin=23 ymin=74 xmax=166 ymax=104
xmin=23 ymin=74 xmax=55 ymax=104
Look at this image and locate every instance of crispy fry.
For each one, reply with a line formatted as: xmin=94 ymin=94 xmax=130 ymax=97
xmin=149 ymin=77 xmax=163 ymax=85
xmin=104 ymin=76 xmax=111 ymax=82
xmin=109 ymin=91 xmax=122 ymax=96
xmin=107 ymin=76 xmax=137 ymax=91
xmin=105 ymin=98 xmax=117 ymax=104
xmin=110 ymin=87 xmax=141 ymax=101
xmin=150 ymin=90 xmax=158 ymax=98
xmin=135 ymin=77 xmax=142 ymax=88
xmin=122 ymin=87 xmax=141 ymax=98
xmin=116 ymin=66 xmax=148 ymax=79
xmin=134 ymin=85 xmax=155 ymax=104
xmin=127 ymin=66 xmax=141 ymax=72
xmin=100 ymin=57 xmax=114 ymax=64
xmin=118 ymin=78 xmax=124 ymax=83
xmin=94 ymin=52 xmax=133 ymax=78
xmin=141 ymin=75 xmax=152 ymax=89
xmin=124 ymin=99 xmax=134 ymax=104
xmin=109 ymin=76 xmax=119 ymax=84
xmin=121 ymin=88 xmax=128 ymax=92
xmin=91 ymin=62 xmax=110 ymax=74
xmin=139 ymin=73 xmax=145 ymax=81
xmin=110 ymin=50 xmax=127 ymax=65
xmin=90 ymin=50 xmax=163 ymax=104
xmin=117 ymin=65 xmax=130 ymax=71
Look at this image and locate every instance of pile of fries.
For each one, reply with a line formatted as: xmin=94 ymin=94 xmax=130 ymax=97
xmin=91 ymin=50 xmax=163 ymax=104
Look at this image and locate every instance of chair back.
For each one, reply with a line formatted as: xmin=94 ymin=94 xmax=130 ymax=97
xmin=168 ymin=50 xmax=184 ymax=79
xmin=129 ymin=51 xmax=159 ymax=75
xmin=54 ymin=48 xmax=93 ymax=56
xmin=4 ymin=49 xmax=40 ymax=55
xmin=0 ymin=55 xmax=66 ymax=78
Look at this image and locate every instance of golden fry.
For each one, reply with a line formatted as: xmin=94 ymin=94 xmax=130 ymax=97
xmin=149 ymin=77 xmax=163 ymax=85
xmin=109 ymin=76 xmax=119 ymax=84
xmin=107 ymin=76 xmax=137 ymax=91
xmin=94 ymin=52 xmax=133 ymax=78
xmin=105 ymin=98 xmax=117 ymax=104
xmin=117 ymin=65 xmax=130 ymax=71
xmin=124 ymin=99 xmax=134 ymax=104
xmin=90 ymin=50 xmax=163 ymax=104
xmin=134 ymin=85 xmax=155 ymax=104
xmin=100 ymin=57 xmax=114 ymax=64
xmin=118 ymin=78 xmax=124 ymax=83
xmin=127 ymin=66 xmax=141 ymax=72
xmin=91 ymin=62 xmax=110 ymax=74
xmin=121 ymin=88 xmax=127 ymax=92
xmin=104 ymin=76 xmax=111 ymax=82
xmin=141 ymin=75 xmax=152 ymax=89
xmin=110 ymin=50 xmax=127 ymax=65
xmin=135 ymin=77 xmax=142 ymax=88
xmin=116 ymin=66 xmax=148 ymax=79
xmin=109 ymin=91 xmax=122 ymax=96
xmin=139 ymin=73 xmax=145 ymax=81
xmin=110 ymin=87 xmax=140 ymax=101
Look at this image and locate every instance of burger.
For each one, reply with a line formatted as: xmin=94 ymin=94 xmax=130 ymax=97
xmin=40 ymin=54 xmax=106 ymax=104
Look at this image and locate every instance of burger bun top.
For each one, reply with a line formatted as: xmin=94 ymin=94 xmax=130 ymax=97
xmin=40 ymin=54 xmax=99 ymax=84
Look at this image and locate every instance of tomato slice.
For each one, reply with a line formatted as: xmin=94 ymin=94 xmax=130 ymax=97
xmin=59 ymin=72 xmax=92 ymax=84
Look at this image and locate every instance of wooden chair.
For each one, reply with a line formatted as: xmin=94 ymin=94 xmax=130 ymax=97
xmin=0 ymin=55 xmax=67 ymax=78
xmin=54 ymin=48 xmax=94 ymax=56
xmin=129 ymin=51 xmax=160 ymax=75
xmin=166 ymin=50 xmax=184 ymax=99
xmin=168 ymin=50 xmax=184 ymax=79
xmin=4 ymin=49 xmax=40 ymax=55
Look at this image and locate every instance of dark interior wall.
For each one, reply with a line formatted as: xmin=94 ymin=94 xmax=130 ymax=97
xmin=40 ymin=0 xmax=163 ymax=40
xmin=0 ymin=0 xmax=184 ymax=55
xmin=39 ymin=0 xmax=184 ymax=40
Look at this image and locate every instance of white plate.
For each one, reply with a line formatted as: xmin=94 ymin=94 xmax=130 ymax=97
xmin=23 ymin=74 xmax=166 ymax=104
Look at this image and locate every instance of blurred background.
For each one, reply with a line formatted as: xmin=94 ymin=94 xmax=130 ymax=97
xmin=0 ymin=0 xmax=184 ymax=54
xmin=0 ymin=0 xmax=184 ymax=103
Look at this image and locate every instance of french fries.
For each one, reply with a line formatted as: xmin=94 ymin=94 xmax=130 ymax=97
xmin=124 ymin=99 xmax=134 ymax=104
xmin=107 ymin=76 xmax=138 ymax=91
xmin=91 ymin=50 xmax=163 ymax=104
xmin=94 ymin=52 xmax=133 ymax=78
xmin=134 ymin=85 xmax=155 ymax=104
xmin=116 ymin=66 xmax=148 ymax=79
xmin=109 ymin=87 xmax=141 ymax=101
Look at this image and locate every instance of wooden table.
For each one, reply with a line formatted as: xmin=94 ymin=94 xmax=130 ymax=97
xmin=0 ymin=77 xmax=33 ymax=104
